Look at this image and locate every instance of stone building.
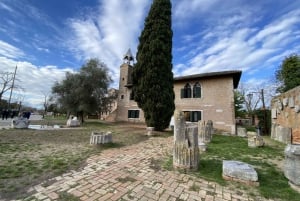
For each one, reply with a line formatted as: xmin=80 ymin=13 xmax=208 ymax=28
xmin=111 ymin=49 xmax=242 ymax=134
xmin=271 ymin=86 xmax=300 ymax=144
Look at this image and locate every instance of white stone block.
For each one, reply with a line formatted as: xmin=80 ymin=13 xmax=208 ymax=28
xmin=223 ymin=160 xmax=258 ymax=182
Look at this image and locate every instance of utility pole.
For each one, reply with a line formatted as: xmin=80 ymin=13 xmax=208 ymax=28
xmin=261 ymin=89 xmax=268 ymax=135
xmin=8 ymin=65 xmax=17 ymax=110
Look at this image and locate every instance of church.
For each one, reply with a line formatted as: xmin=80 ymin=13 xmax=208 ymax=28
xmin=108 ymin=49 xmax=242 ymax=134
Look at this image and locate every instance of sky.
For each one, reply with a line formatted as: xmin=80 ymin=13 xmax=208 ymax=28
xmin=0 ymin=0 xmax=299 ymax=108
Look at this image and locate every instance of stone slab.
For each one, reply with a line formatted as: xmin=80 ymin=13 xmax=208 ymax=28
xmin=284 ymin=144 xmax=300 ymax=186
xmin=222 ymin=160 xmax=259 ymax=186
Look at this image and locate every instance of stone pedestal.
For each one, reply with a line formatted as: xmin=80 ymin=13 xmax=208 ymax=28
xmin=247 ymin=132 xmax=264 ymax=148
xmin=284 ymin=144 xmax=300 ymax=188
xmin=237 ymin=127 xmax=247 ymax=137
xmin=11 ymin=117 xmax=29 ymax=129
xmin=146 ymin=127 xmax=155 ymax=136
xmin=90 ymin=131 xmax=112 ymax=144
xmin=173 ymin=110 xmax=199 ymax=171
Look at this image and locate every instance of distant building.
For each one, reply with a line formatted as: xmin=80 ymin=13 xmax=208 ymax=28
xmin=108 ymin=49 xmax=242 ymax=134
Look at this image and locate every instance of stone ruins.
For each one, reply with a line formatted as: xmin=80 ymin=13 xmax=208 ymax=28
xmin=173 ymin=110 xmax=199 ymax=170
xmin=222 ymin=160 xmax=259 ymax=186
xmin=247 ymin=131 xmax=264 ymax=148
xmin=11 ymin=117 xmax=29 ymax=129
xmin=66 ymin=116 xmax=80 ymax=127
xmin=271 ymin=85 xmax=300 ymax=144
xmin=90 ymin=131 xmax=113 ymax=145
xmin=198 ymin=120 xmax=214 ymax=152
xmin=271 ymin=86 xmax=300 ymax=190
xmin=284 ymin=144 xmax=300 ymax=192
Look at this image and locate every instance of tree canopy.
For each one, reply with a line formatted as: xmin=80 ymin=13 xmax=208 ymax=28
xmin=276 ymin=54 xmax=300 ymax=93
xmin=132 ymin=0 xmax=174 ymax=131
xmin=51 ymin=58 xmax=111 ymax=122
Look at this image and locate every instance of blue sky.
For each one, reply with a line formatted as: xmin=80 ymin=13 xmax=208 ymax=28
xmin=0 ymin=0 xmax=299 ymax=108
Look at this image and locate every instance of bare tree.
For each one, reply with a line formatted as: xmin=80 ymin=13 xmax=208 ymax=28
xmin=41 ymin=92 xmax=50 ymax=118
xmin=0 ymin=71 xmax=14 ymax=102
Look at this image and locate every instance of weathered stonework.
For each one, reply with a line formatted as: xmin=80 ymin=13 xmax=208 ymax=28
xmin=271 ymin=86 xmax=300 ymax=144
xmin=247 ymin=131 xmax=264 ymax=148
xmin=222 ymin=160 xmax=259 ymax=186
xmin=173 ymin=110 xmax=199 ymax=170
xmin=198 ymin=120 xmax=213 ymax=144
xmin=237 ymin=127 xmax=247 ymax=137
xmin=90 ymin=131 xmax=113 ymax=145
xmin=11 ymin=117 xmax=29 ymax=129
xmin=284 ymin=144 xmax=300 ymax=187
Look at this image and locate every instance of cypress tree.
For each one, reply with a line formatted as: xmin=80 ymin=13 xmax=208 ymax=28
xmin=132 ymin=0 xmax=175 ymax=131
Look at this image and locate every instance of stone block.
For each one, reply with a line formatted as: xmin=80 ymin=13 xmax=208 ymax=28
xmin=284 ymin=145 xmax=300 ymax=186
xmin=222 ymin=160 xmax=259 ymax=186
xmin=237 ymin=127 xmax=247 ymax=137
xmin=289 ymin=97 xmax=295 ymax=108
xmin=66 ymin=116 xmax=80 ymax=127
xmin=247 ymin=132 xmax=264 ymax=148
xmin=90 ymin=131 xmax=112 ymax=144
xmin=146 ymin=127 xmax=154 ymax=136
xmin=11 ymin=117 xmax=29 ymax=129
xmin=271 ymin=108 xmax=277 ymax=119
xmin=283 ymin=98 xmax=288 ymax=106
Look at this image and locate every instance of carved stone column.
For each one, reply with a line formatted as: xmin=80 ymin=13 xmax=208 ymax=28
xmin=173 ymin=110 xmax=199 ymax=170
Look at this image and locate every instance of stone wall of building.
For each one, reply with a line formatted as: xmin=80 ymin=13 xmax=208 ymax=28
xmin=271 ymin=86 xmax=300 ymax=144
xmin=113 ymin=62 xmax=237 ymax=134
xmin=174 ymin=77 xmax=235 ymax=134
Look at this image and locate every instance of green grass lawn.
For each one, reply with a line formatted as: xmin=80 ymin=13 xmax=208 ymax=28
xmin=165 ymin=134 xmax=300 ymax=201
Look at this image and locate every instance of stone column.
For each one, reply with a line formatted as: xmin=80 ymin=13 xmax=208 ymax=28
xmin=173 ymin=110 xmax=199 ymax=170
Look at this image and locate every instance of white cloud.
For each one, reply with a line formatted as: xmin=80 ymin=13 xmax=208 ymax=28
xmin=0 ymin=40 xmax=25 ymax=59
xmin=66 ymin=0 xmax=150 ymax=87
xmin=0 ymin=57 xmax=73 ymax=108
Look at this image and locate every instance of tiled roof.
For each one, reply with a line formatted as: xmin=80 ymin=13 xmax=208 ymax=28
xmin=174 ymin=70 xmax=242 ymax=89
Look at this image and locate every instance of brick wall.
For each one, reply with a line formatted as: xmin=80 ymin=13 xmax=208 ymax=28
xmin=113 ymin=63 xmax=237 ymax=133
xmin=174 ymin=77 xmax=235 ymax=133
xmin=271 ymin=86 xmax=300 ymax=144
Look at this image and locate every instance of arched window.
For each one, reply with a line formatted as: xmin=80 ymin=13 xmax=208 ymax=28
xmin=193 ymin=82 xmax=201 ymax=98
xmin=181 ymin=83 xmax=192 ymax=98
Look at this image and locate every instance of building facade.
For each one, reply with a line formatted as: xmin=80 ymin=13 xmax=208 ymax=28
xmin=113 ymin=50 xmax=242 ymax=134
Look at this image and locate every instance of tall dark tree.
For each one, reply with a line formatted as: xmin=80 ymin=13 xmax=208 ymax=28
xmin=52 ymin=58 xmax=111 ymax=122
xmin=276 ymin=54 xmax=300 ymax=93
xmin=132 ymin=0 xmax=174 ymax=131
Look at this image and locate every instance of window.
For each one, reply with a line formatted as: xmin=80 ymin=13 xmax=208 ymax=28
xmin=183 ymin=111 xmax=202 ymax=122
xmin=128 ymin=110 xmax=140 ymax=118
xmin=121 ymin=95 xmax=124 ymax=99
xmin=181 ymin=83 xmax=192 ymax=98
xmin=193 ymin=82 xmax=201 ymax=98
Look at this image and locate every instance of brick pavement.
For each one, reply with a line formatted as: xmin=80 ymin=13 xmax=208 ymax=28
xmin=20 ymin=136 xmax=272 ymax=201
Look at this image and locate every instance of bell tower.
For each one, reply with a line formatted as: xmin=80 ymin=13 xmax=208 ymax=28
xmin=116 ymin=49 xmax=135 ymax=121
